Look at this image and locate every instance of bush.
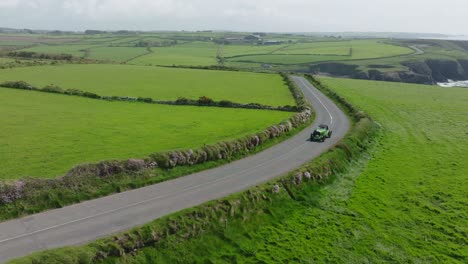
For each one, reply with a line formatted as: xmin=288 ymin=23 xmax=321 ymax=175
xmin=175 ymin=97 xmax=190 ymax=104
xmin=149 ymin=152 xmax=172 ymax=168
xmin=125 ymin=159 xmax=146 ymax=171
xmin=8 ymin=51 xmax=73 ymax=61
xmin=197 ymin=96 xmax=214 ymax=105
xmin=137 ymin=97 xmax=153 ymax=103
xmin=0 ymin=80 xmax=36 ymax=90
xmin=65 ymin=88 xmax=85 ymax=96
xmin=42 ymin=84 xmax=64 ymax=94
xmin=82 ymin=91 xmax=101 ymax=99
xmin=219 ymin=100 xmax=234 ymax=107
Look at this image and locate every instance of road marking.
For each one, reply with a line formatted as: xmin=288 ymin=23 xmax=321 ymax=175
xmin=297 ymin=77 xmax=333 ymax=125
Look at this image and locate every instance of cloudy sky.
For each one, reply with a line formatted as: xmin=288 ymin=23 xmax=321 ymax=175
xmin=0 ymin=0 xmax=467 ymax=34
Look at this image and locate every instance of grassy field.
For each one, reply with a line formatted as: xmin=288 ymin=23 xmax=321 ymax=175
xmin=0 ymin=41 xmax=36 ymax=46
xmin=0 ymin=57 xmax=15 ymax=64
xmin=19 ymin=43 xmax=149 ymax=62
xmin=0 ymin=88 xmax=292 ymax=179
xmin=86 ymin=47 xmax=149 ymax=62
xmin=221 ymin=44 xmax=289 ymax=57
xmin=116 ymin=78 xmax=468 ymax=263
xmin=227 ymin=40 xmax=413 ymax=64
xmin=0 ymin=64 xmax=295 ymax=106
xmin=19 ymin=44 xmax=98 ymax=57
xmin=130 ymin=42 xmax=218 ymax=66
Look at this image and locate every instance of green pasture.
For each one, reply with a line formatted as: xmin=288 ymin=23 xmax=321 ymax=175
xmin=228 ymin=54 xmax=348 ymax=64
xmin=117 ymin=78 xmax=468 ymax=263
xmin=130 ymin=41 xmax=218 ymax=66
xmin=0 ymin=64 xmax=295 ymax=106
xmin=19 ymin=44 xmax=99 ymax=57
xmin=0 ymin=57 xmax=15 ymax=64
xmin=0 ymin=41 xmax=36 ymax=46
xmin=86 ymin=47 xmax=149 ymax=62
xmin=222 ymin=44 xmax=289 ymax=57
xmin=227 ymin=40 xmax=413 ymax=64
xmin=0 ymin=88 xmax=292 ymax=179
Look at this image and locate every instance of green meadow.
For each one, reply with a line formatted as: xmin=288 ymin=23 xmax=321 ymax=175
xmin=227 ymin=40 xmax=413 ymax=64
xmin=0 ymin=64 xmax=295 ymax=106
xmin=221 ymin=44 xmax=289 ymax=57
xmin=130 ymin=42 xmax=219 ymax=66
xmin=20 ymin=44 xmax=99 ymax=58
xmin=114 ymin=78 xmax=468 ymax=263
xmin=0 ymin=57 xmax=15 ymax=64
xmin=86 ymin=47 xmax=149 ymax=62
xmin=0 ymin=88 xmax=292 ymax=179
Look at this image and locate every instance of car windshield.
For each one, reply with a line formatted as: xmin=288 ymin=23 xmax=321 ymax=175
xmin=318 ymin=125 xmax=327 ymax=129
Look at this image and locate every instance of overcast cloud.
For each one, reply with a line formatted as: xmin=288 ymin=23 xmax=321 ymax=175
xmin=0 ymin=0 xmax=466 ymax=34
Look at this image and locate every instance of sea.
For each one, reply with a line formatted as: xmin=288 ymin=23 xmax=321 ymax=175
xmin=437 ymin=80 xmax=468 ymax=88
xmin=422 ymin=36 xmax=468 ymax=88
xmin=421 ymin=35 xmax=468 ymax=41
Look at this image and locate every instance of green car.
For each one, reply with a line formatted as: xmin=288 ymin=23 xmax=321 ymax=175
xmin=310 ymin=124 xmax=332 ymax=142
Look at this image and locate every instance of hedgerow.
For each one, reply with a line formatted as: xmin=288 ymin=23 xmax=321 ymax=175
xmin=0 ymin=81 xmax=300 ymax=112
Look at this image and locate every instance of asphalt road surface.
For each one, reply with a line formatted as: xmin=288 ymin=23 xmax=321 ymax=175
xmin=0 ymin=76 xmax=350 ymax=263
xmin=409 ymin=45 xmax=425 ymax=55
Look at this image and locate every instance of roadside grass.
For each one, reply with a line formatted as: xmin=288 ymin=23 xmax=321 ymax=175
xmin=0 ymin=88 xmax=293 ymax=179
xmin=86 ymin=47 xmax=150 ymax=62
xmin=112 ymin=78 xmax=468 ymax=263
xmin=130 ymin=41 xmax=218 ymax=66
xmin=0 ymin=64 xmax=295 ymax=106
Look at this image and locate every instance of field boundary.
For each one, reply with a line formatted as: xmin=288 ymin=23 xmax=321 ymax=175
xmin=7 ymin=76 xmax=379 ymax=263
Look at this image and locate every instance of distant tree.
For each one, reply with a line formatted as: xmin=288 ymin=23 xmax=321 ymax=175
xmin=85 ymin=30 xmax=107 ymax=35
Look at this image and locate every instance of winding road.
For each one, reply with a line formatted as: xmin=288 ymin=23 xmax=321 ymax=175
xmin=409 ymin=45 xmax=425 ymax=55
xmin=0 ymin=76 xmax=350 ymax=263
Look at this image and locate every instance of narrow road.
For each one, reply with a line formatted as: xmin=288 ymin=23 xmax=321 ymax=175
xmin=0 ymin=77 xmax=350 ymax=263
xmin=409 ymin=45 xmax=425 ymax=55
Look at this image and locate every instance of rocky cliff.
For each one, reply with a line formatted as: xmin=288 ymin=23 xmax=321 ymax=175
xmin=309 ymin=59 xmax=468 ymax=84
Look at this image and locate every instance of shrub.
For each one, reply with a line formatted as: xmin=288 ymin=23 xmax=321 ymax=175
xmin=125 ymin=159 xmax=146 ymax=171
xmin=149 ymin=152 xmax=172 ymax=169
xmin=0 ymin=80 xmax=35 ymax=90
xmin=175 ymin=97 xmax=190 ymax=104
xmin=42 ymin=84 xmax=64 ymax=94
xmin=219 ymin=100 xmax=234 ymax=107
xmin=82 ymin=91 xmax=101 ymax=99
xmin=65 ymin=88 xmax=85 ymax=96
xmin=96 ymin=161 xmax=125 ymax=177
xmin=197 ymin=96 xmax=214 ymax=105
xmin=137 ymin=97 xmax=153 ymax=103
